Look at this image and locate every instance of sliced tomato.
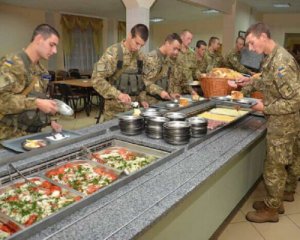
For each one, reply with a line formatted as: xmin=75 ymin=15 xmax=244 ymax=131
xmin=6 ymin=196 xmax=19 ymax=202
xmin=29 ymin=177 xmax=40 ymax=182
xmin=40 ymin=181 xmax=52 ymax=189
xmin=50 ymin=185 xmax=61 ymax=192
xmin=94 ymin=167 xmax=105 ymax=175
xmin=105 ymin=173 xmax=118 ymax=181
xmin=86 ymin=185 xmax=99 ymax=194
xmin=24 ymin=214 xmax=38 ymax=226
xmin=103 ymin=149 xmax=111 ymax=154
xmin=64 ymin=162 xmax=75 ymax=168
xmin=0 ymin=224 xmax=12 ymax=234
xmin=74 ymin=196 xmax=82 ymax=201
xmin=117 ymin=148 xmax=128 ymax=155
xmin=124 ymin=152 xmax=137 ymax=161
xmin=46 ymin=170 xmax=58 ymax=177
xmin=57 ymin=167 xmax=66 ymax=174
xmin=14 ymin=182 xmax=24 ymax=188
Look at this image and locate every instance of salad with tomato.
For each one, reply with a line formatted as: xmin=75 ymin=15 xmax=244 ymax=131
xmin=92 ymin=147 xmax=158 ymax=174
xmin=0 ymin=178 xmax=81 ymax=227
xmin=45 ymin=162 xmax=118 ymax=195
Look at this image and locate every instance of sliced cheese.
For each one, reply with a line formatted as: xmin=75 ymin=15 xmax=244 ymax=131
xmin=198 ymin=112 xmax=236 ymax=122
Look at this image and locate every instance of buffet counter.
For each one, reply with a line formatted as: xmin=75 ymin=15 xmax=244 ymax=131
xmin=0 ymin=101 xmax=266 ymax=240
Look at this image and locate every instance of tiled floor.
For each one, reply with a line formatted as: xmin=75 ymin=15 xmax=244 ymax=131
xmin=218 ymin=181 xmax=300 ymax=240
xmin=48 ymin=109 xmax=300 ymax=240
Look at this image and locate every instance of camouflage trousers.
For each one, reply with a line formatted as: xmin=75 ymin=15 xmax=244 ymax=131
xmin=0 ymin=122 xmax=28 ymax=141
xmin=103 ymin=96 xmax=139 ymax=122
xmin=263 ymin=113 xmax=300 ymax=208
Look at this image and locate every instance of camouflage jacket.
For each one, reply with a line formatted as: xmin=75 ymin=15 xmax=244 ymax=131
xmin=168 ymin=57 xmax=192 ymax=94
xmin=0 ymin=51 xmax=49 ymax=117
xmin=225 ymin=49 xmax=252 ymax=74
xmin=92 ymin=40 xmax=144 ymax=99
xmin=142 ymin=49 xmax=170 ymax=96
xmin=199 ymin=49 xmax=224 ymax=73
xmin=176 ymin=48 xmax=197 ymax=82
xmin=242 ymin=45 xmax=300 ymax=115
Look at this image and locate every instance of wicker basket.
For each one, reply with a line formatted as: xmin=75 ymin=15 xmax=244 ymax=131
xmin=200 ymin=77 xmax=234 ymax=98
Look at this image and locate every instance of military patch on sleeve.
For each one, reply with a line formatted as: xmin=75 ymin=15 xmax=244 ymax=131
xmin=277 ymin=66 xmax=286 ymax=78
xmin=3 ymin=60 xmax=13 ymax=67
xmin=97 ymin=63 xmax=106 ymax=72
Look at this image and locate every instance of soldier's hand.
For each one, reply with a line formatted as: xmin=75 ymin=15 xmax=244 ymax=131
xmin=160 ymin=91 xmax=171 ymax=100
xmin=236 ymin=76 xmax=252 ymax=86
xmin=118 ymin=93 xmax=131 ymax=105
xmin=140 ymin=101 xmax=149 ymax=108
xmin=51 ymin=120 xmax=62 ymax=132
xmin=170 ymin=93 xmax=181 ymax=100
xmin=36 ymin=99 xmax=57 ymax=115
xmin=252 ymin=99 xmax=264 ymax=112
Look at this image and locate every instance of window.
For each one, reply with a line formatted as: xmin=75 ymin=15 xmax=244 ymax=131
xmin=61 ymin=14 xmax=103 ymax=74
xmin=64 ymin=27 xmax=98 ymax=74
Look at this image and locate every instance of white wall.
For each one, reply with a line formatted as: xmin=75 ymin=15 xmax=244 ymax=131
xmin=0 ymin=4 xmax=45 ymax=57
xmin=263 ymin=13 xmax=300 ymax=45
xmin=150 ymin=15 xmax=223 ymax=50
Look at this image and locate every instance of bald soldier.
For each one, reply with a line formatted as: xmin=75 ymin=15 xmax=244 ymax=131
xmin=225 ymin=36 xmax=254 ymax=75
xmin=229 ymin=22 xmax=300 ymax=223
xmin=173 ymin=30 xmax=198 ymax=97
xmin=142 ymin=33 xmax=182 ymax=105
xmin=198 ymin=36 xmax=224 ymax=73
xmin=0 ymin=24 xmax=61 ymax=141
xmin=92 ymin=24 xmax=149 ymax=121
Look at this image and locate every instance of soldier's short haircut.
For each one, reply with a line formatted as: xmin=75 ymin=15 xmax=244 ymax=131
xmin=165 ymin=33 xmax=182 ymax=44
xmin=208 ymin=37 xmax=219 ymax=46
xmin=196 ymin=40 xmax=207 ymax=48
xmin=236 ymin=36 xmax=245 ymax=43
xmin=131 ymin=24 xmax=149 ymax=42
xmin=31 ymin=24 xmax=60 ymax=42
xmin=180 ymin=29 xmax=192 ymax=37
xmin=245 ymin=22 xmax=271 ymax=39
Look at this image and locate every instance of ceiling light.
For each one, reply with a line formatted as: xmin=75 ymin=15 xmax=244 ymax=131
xmin=202 ymin=9 xmax=219 ymax=14
xmin=273 ymin=3 xmax=291 ymax=8
xmin=150 ymin=18 xmax=164 ymax=23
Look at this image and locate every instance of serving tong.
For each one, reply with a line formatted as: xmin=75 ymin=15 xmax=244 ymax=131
xmin=8 ymin=163 xmax=48 ymax=191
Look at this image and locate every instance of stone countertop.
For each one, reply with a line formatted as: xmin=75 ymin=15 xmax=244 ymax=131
xmin=22 ymin=115 xmax=266 ymax=240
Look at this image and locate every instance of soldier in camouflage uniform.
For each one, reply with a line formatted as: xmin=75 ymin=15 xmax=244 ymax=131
xmin=92 ymin=24 xmax=149 ymax=121
xmin=230 ymin=23 xmax=300 ymax=223
xmin=173 ymin=30 xmax=198 ymax=97
xmin=225 ymin=36 xmax=254 ymax=75
xmin=142 ymin=33 xmax=182 ymax=105
xmin=195 ymin=40 xmax=207 ymax=73
xmin=0 ymin=24 xmax=61 ymax=141
xmin=198 ymin=36 xmax=224 ymax=74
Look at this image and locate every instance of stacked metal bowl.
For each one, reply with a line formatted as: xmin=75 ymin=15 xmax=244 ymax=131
xmin=146 ymin=116 xmax=169 ymax=139
xmin=119 ymin=115 xmax=144 ymax=135
xmin=164 ymin=112 xmax=187 ymax=121
xmin=141 ymin=108 xmax=161 ymax=126
xmin=188 ymin=117 xmax=208 ymax=138
xmin=163 ymin=121 xmax=191 ymax=145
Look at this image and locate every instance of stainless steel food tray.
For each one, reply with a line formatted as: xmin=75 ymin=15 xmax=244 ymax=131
xmin=1 ymin=130 xmax=81 ymax=153
xmin=41 ymin=159 xmax=122 ymax=196
xmin=89 ymin=139 xmax=169 ymax=175
xmin=210 ymin=96 xmax=257 ymax=108
xmin=2 ymin=137 xmax=182 ymax=239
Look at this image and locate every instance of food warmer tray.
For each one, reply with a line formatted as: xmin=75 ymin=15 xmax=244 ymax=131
xmin=0 ymin=137 xmax=182 ymax=239
xmin=1 ymin=130 xmax=81 ymax=153
xmin=210 ymin=96 xmax=257 ymax=108
xmin=186 ymin=104 xmax=252 ymax=149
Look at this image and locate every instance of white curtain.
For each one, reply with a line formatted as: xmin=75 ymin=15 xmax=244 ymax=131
xmin=64 ymin=27 xmax=98 ymax=74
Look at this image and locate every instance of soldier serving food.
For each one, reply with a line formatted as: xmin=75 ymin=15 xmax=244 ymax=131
xmin=0 ymin=24 xmax=62 ymax=141
xmin=91 ymin=24 xmax=149 ymax=121
xmin=229 ymin=22 xmax=300 ymax=223
xmin=141 ymin=33 xmax=182 ymax=105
